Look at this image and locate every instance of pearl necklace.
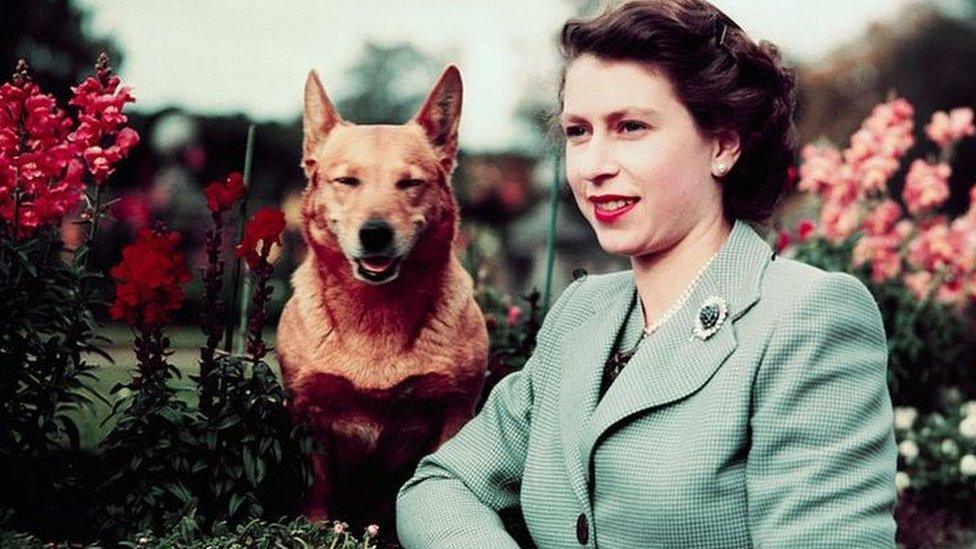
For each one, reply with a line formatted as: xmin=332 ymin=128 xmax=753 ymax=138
xmin=600 ymin=248 xmax=722 ymax=396
xmin=641 ymin=249 xmax=721 ymax=336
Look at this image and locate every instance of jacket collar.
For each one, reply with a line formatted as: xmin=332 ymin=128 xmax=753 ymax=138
xmin=556 ymin=218 xmax=773 ymax=507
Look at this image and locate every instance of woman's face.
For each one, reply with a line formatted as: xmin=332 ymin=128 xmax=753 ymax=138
xmin=560 ymin=54 xmax=734 ymax=257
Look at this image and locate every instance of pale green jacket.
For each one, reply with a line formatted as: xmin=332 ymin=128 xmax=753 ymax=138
xmin=397 ymin=218 xmax=897 ymax=548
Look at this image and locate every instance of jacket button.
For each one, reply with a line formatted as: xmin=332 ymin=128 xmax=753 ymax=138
xmin=576 ymin=513 xmax=589 ymax=545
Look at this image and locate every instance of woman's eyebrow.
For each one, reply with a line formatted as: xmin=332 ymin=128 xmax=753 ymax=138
xmin=558 ymin=113 xmax=585 ymax=126
xmin=560 ymin=108 xmax=660 ymax=125
xmin=607 ymin=107 xmax=660 ymax=120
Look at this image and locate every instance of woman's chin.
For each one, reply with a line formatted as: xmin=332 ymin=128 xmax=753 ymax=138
xmin=595 ymin=234 xmax=642 ymax=257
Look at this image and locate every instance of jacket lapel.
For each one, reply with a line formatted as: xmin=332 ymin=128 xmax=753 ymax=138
xmin=558 ymin=219 xmax=773 ymax=495
xmin=557 ymin=272 xmax=633 ymax=506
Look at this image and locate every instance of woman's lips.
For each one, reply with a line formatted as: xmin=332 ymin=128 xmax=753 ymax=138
xmin=592 ymin=198 xmax=639 ymax=223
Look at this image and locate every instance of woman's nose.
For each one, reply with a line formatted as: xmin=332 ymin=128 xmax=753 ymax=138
xmin=577 ymin=137 xmax=620 ymax=183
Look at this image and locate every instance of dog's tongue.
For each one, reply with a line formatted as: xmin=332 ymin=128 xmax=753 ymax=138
xmin=360 ymin=258 xmax=394 ymax=273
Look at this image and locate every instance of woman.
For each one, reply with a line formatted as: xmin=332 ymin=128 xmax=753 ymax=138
xmin=397 ymin=1 xmax=897 ymax=547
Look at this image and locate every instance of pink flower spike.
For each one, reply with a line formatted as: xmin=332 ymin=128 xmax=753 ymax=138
xmin=926 ymin=107 xmax=975 ymax=148
xmin=903 ymin=159 xmax=951 ymax=215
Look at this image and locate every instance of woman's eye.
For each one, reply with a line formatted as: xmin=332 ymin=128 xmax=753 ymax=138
xmin=333 ymin=176 xmax=360 ymax=186
xmin=619 ymin=120 xmax=648 ymax=133
xmin=563 ymin=125 xmax=587 ymax=138
xmin=397 ymin=178 xmax=424 ymax=190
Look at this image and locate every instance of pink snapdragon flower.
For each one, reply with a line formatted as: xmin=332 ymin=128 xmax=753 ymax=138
xmin=925 ymin=107 xmax=975 ymax=148
xmin=902 ymin=159 xmax=951 ymax=215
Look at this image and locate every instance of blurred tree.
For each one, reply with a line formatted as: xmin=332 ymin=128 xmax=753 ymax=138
xmin=0 ymin=0 xmax=122 ymax=101
xmin=565 ymin=0 xmax=606 ymax=17
xmin=796 ymin=3 xmax=976 ymax=215
xmin=335 ymin=42 xmax=442 ymax=125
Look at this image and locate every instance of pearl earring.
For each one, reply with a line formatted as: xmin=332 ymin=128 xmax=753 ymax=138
xmin=714 ymin=162 xmax=728 ymax=176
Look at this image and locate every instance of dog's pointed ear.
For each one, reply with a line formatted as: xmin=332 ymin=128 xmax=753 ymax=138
xmin=303 ymin=70 xmax=343 ymax=179
xmin=413 ymin=65 xmax=462 ymax=174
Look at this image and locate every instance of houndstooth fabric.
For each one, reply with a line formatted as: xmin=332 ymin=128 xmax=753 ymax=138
xmin=396 ymin=218 xmax=897 ymax=548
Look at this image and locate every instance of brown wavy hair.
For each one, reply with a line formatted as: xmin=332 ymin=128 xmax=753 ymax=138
xmin=557 ymin=0 xmax=798 ymax=226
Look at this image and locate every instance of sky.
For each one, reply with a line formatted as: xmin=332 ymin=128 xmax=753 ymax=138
xmin=75 ymin=0 xmax=931 ymax=152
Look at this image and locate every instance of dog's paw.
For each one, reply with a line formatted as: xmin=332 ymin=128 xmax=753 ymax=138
xmin=303 ymin=504 xmax=330 ymax=524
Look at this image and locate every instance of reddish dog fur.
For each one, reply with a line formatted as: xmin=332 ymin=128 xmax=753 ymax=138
xmin=276 ymin=66 xmax=488 ymax=534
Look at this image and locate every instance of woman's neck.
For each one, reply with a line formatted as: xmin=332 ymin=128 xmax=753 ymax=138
xmin=630 ymin=216 xmax=733 ymax=329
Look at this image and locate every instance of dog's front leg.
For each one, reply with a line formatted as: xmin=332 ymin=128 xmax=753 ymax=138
xmin=432 ymin=400 xmax=477 ymax=449
xmin=303 ymin=450 xmax=331 ymax=522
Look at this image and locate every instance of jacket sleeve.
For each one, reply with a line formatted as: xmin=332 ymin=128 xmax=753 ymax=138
xmin=746 ymin=271 xmax=897 ymax=547
xmin=396 ymin=277 xmax=585 ymax=549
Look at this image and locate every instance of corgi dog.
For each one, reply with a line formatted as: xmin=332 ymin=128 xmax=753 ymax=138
xmin=276 ymin=65 xmax=488 ymax=535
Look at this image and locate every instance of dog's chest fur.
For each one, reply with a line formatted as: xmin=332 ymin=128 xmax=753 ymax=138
xmin=296 ymin=370 xmax=466 ymax=468
xmin=277 ymin=259 xmax=487 ymax=463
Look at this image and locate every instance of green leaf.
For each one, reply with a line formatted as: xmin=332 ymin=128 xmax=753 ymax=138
xmin=218 ymin=415 xmax=241 ymax=430
xmin=228 ymin=492 xmax=244 ymax=517
xmin=243 ymin=447 xmax=257 ymax=484
xmin=80 ymin=381 xmax=112 ymax=406
xmin=60 ymin=416 xmax=81 ymax=452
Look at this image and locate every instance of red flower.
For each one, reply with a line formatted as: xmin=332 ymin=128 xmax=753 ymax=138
xmin=109 ymin=227 xmax=191 ymax=327
xmin=203 ymin=172 xmax=245 ymax=213
xmin=114 ymin=192 xmax=151 ymax=226
xmin=235 ymin=207 xmax=286 ymax=269
xmin=0 ymin=71 xmax=85 ymax=235
xmin=0 ymin=56 xmax=138 ymax=236
xmin=786 ymin=165 xmax=799 ymax=189
xmin=506 ymin=305 xmax=522 ymax=327
xmin=66 ymin=54 xmax=139 ymax=186
xmin=796 ymin=218 xmax=816 ymax=241
xmin=775 ymin=229 xmax=791 ymax=253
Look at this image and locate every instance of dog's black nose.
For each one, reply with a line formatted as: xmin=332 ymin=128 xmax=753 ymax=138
xmin=359 ymin=219 xmax=394 ymax=254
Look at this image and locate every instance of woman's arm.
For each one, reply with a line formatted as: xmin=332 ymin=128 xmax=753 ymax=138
xmin=746 ymin=271 xmax=897 ymax=547
xmin=396 ymin=277 xmax=585 ymax=548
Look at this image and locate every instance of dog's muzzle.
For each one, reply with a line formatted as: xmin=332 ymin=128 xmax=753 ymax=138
xmin=354 ymin=219 xmax=403 ymax=284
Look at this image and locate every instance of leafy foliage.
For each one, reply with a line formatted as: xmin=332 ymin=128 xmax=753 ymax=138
xmin=191 ymin=355 xmax=317 ymax=530
xmin=0 ymin=227 xmax=109 ymax=457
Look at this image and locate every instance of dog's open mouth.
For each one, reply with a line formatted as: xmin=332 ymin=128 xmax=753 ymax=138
xmin=354 ymin=255 xmax=403 ymax=283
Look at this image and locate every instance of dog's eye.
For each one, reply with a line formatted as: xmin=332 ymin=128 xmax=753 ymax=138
xmin=396 ymin=178 xmax=425 ymax=190
xmin=333 ymin=177 xmax=360 ymax=187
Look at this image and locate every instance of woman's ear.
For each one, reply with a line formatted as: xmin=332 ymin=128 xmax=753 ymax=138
xmin=711 ymin=130 xmax=741 ymax=178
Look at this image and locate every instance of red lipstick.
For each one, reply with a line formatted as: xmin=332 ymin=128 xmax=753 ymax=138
xmin=589 ymin=194 xmax=640 ymax=223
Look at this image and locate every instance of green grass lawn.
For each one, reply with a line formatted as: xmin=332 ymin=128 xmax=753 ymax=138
xmin=75 ymin=323 xmax=279 ymax=449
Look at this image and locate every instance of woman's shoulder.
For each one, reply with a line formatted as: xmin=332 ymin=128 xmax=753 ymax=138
xmin=762 ymin=256 xmax=876 ymax=306
xmin=757 ymin=256 xmax=884 ymax=338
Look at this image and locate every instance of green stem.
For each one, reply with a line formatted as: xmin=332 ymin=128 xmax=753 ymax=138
xmin=12 ymin=187 xmax=21 ymax=241
xmin=237 ymin=271 xmax=252 ymax=356
xmin=542 ymin=151 xmax=560 ymax=313
xmin=84 ymin=184 xmax=103 ymax=269
xmin=224 ymin=124 xmax=256 ymax=353
xmin=7 ymin=189 xmax=24 ymax=287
